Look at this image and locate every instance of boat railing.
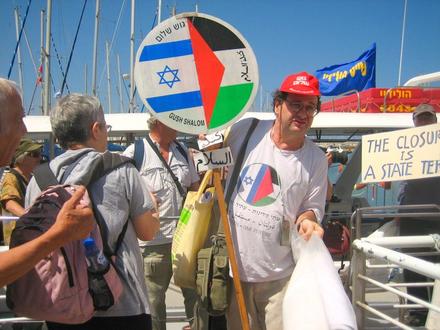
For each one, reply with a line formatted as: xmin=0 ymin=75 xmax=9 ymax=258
xmin=349 ymin=204 xmax=440 ymax=329
xmin=329 ymin=89 xmax=361 ymax=112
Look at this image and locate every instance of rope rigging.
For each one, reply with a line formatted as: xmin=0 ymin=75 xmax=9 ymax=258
xmin=60 ymin=0 xmax=88 ymax=95
xmin=51 ymin=34 xmax=70 ymax=95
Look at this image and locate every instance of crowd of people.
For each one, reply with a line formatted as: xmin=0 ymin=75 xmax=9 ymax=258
xmin=0 ymin=72 xmax=439 ymax=330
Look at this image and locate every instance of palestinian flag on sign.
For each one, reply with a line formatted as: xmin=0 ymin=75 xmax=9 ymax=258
xmin=134 ymin=13 xmax=258 ymax=134
xmin=237 ymin=163 xmax=281 ymax=207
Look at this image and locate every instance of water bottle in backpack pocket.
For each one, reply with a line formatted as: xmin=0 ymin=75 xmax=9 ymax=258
xmin=83 ymin=237 xmax=116 ymax=311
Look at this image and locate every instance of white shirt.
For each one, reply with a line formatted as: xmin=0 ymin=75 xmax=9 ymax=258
xmin=226 ymin=119 xmax=328 ymax=282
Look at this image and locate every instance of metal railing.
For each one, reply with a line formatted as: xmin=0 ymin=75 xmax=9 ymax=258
xmin=349 ymin=205 xmax=440 ymax=329
xmin=329 ymin=89 xmax=361 ymax=112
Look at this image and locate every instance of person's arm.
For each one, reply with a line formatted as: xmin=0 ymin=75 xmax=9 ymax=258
xmin=295 ymin=149 xmax=328 ymax=241
xmin=295 ymin=210 xmax=324 ymax=241
xmin=132 ymin=211 xmax=160 ymax=241
xmin=0 ymin=186 xmax=94 ymax=287
xmin=326 ymin=177 xmax=333 ymax=202
xmin=325 ymin=152 xmax=333 ymax=202
xmin=3 ymin=199 xmax=25 ymax=216
xmin=126 ymin=163 xmax=160 ymax=241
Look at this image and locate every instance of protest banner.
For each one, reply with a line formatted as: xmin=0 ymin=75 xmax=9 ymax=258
xmin=362 ymin=123 xmax=440 ymax=183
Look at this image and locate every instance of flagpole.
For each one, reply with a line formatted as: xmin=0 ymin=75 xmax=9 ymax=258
xmin=398 ymin=0 xmax=407 ymax=86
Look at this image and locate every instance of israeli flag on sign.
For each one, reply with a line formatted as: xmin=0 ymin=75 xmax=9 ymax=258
xmin=134 ymin=13 xmax=259 ymax=134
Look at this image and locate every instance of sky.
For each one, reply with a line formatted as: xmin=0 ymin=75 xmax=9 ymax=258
xmin=1 ymin=0 xmax=440 ymax=116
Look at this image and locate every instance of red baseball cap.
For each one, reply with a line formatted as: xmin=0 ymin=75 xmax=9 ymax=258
xmin=279 ymin=72 xmax=321 ymax=96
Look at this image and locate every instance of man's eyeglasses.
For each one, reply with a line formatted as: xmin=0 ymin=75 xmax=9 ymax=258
xmin=284 ymin=100 xmax=318 ymax=116
xmin=99 ymin=123 xmax=112 ymax=132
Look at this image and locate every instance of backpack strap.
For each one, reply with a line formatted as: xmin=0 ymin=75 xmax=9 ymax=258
xmin=33 ymin=163 xmax=60 ymax=190
xmin=86 ymin=152 xmax=135 ymax=258
xmin=145 ymin=135 xmax=186 ymax=198
xmin=218 ymin=118 xmax=259 ymax=234
xmin=174 ymin=140 xmax=189 ymax=163
xmin=133 ymin=139 xmax=144 ymax=171
xmin=225 ymin=118 xmax=259 ymax=203
xmin=0 ymin=167 xmax=6 ymax=186
xmin=33 ymin=149 xmax=93 ymax=190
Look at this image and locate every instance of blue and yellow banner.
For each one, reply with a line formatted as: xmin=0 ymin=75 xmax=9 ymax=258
xmin=315 ymin=43 xmax=376 ymax=96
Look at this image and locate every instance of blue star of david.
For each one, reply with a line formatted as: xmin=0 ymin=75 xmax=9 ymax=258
xmin=157 ymin=65 xmax=181 ymax=88
xmin=243 ymin=176 xmax=254 ymax=185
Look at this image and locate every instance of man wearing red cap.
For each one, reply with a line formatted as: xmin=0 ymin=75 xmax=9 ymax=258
xmin=224 ymin=72 xmax=328 ymax=329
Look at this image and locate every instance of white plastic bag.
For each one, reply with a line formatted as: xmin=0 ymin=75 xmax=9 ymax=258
xmin=283 ymin=230 xmax=357 ymax=330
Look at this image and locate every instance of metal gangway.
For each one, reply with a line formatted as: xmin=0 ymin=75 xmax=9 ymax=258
xmin=349 ymin=205 xmax=440 ymax=329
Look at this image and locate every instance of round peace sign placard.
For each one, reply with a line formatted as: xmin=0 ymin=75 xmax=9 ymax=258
xmin=134 ymin=12 xmax=259 ymax=134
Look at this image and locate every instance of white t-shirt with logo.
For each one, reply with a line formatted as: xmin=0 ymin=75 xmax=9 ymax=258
xmin=226 ymin=118 xmax=328 ymax=282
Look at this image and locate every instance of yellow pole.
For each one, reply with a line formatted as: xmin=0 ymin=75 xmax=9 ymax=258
xmin=212 ymin=169 xmax=250 ymax=330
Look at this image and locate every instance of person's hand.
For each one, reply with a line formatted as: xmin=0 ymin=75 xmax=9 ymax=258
xmin=296 ymin=218 xmax=324 ymax=241
xmin=52 ymin=186 xmax=95 ymax=242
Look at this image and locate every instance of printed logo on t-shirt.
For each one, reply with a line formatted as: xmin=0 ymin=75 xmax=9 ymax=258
xmin=236 ymin=163 xmax=281 ymax=207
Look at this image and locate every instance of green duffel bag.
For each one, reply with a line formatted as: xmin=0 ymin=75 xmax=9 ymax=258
xmin=196 ymin=234 xmax=229 ymax=316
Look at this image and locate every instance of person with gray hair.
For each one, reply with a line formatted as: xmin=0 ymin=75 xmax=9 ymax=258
xmin=25 ymin=93 xmax=160 ymax=329
xmin=123 ymin=116 xmax=200 ymax=330
xmin=0 ymin=78 xmax=94 ymax=287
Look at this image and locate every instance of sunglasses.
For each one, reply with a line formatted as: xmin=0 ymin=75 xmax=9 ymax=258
xmin=28 ymin=150 xmax=41 ymax=158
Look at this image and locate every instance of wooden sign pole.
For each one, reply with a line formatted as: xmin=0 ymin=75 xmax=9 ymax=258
xmin=212 ymin=168 xmax=250 ymax=330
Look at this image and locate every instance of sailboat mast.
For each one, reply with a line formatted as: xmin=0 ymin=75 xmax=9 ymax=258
xmin=14 ymin=8 xmax=24 ymax=98
xmin=129 ymin=0 xmax=135 ymax=113
xmin=106 ymin=41 xmax=112 ymax=113
xmin=43 ymin=0 xmax=52 ymax=115
xmin=84 ymin=64 xmax=88 ymax=94
xmin=40 ymin=10 xmax=44 ymax=114
xmin=117 ymin=54 xmax=124 ymax=112
xmin=92 ymin=0 xmax=100 ymax=96
xmin=158 ymin=0 xmax=162 ymax=23
xmin=398 ymin=0 xmax=407 ymax=86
